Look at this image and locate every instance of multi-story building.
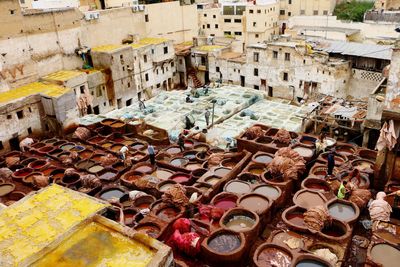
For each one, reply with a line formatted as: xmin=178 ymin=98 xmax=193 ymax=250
xmin=19 ymin=0 xmax=80 ymax=10
xmin=198 ymin=1 xmax=279 ymax=51
xmin=374 ymin=0 xmax=400 ymax=10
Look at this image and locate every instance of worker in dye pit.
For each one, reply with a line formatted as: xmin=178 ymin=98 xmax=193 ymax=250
xmin=139 ymin=99 xmax=146 ymax=111
xmin=148 ymin=145 xmax=156 ymax=165
xmin=204 ymin=85 xmax=209 ymax=95
xmin=337 ymin=180 xmax=348 ymax=199
xmin=185 ymin=95 xmax=193 ymax=103
xmin=315 ymin=132 xmax=327 ymax=154
xmin=327 ymin=151 xmax=335 ymax=178
xmin=20 ymin=137 xmax=34 ymax=152
xmin=369 ymin=192 xmax=394 ymax=233
xmin=178 ymin=133 xmax=185 ymax=152
xmin=205 ymin=109 xmax=211 ymax=126
xmin=119 ymin=145 xmax=129 ymax=160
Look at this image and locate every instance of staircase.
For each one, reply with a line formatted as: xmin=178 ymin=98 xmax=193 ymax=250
xmin=188 ymin=68 xmax=203 ymax=88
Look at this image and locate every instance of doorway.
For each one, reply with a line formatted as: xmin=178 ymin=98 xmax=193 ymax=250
xmin=9 ymin=135 xmax=20 ymax=151
xmin=268 ymin=86 xmax=273 ymax=97
xmin=240 ymin=76 xmax=245 ymax=87
xmin=261 ymin=79 xmax=266 ymax=91
xmin=93 ymin=105 xmax=100 ymax=115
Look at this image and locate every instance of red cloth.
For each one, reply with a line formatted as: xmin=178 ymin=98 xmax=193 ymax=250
xmin=172 ymin=218 xmax=191 ymax=234
xmin=171 ymin=230 xmax=201 ymax=256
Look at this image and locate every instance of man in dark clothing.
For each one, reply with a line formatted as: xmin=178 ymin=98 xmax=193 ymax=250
xmin=205 ymin=109 xmax=210 ymax=126
xmin=186 ymin=95 xmax=193 ymax=103
xmin=148 ymin=145 xmax=156 ymax=165
xmin=178 ymin=134 xmax=185 ymax=152
xmin=327 ymin=151 xmax=335 ymax=177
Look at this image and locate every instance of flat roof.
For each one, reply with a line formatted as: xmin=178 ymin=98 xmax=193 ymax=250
xmin=42 ymin=70 xmax=84 ymax=82
xmin=312 ymin=40 xmax=392 ymax=60
xmin=292 ymin=26 xmax=360 ymax=36
xmin=195 ymin=45 xmax=225 ymax=52
xmin=0 ymin=82 xmax=71 ymax=104
xmin=139 ymin=37 xmax=168 ymax=45
xmin=217 ymin=51 xmax=246 ymax=63
xmin=91 ymin=44 xmax=129 ymax=53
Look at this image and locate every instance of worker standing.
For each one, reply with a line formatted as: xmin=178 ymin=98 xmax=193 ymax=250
xmin=337 ymin=181 xmax=348 ymax=199
xmin=119 ymin=145 xmax=129 ymax=160
xmin=148 ymin=145 xmax=156 ymax=165
xmin=205 ymin=109 xmax=210 ymax=127
xmin=327 ymin=151 xmax=335 ymax=177
xmin=178 ymin=133 xmax=185 ymax=152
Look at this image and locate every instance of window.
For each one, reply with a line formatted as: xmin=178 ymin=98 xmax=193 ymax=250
xmin=202 ymin=25 xmax=205 ymax=29
xmin=0 ymin=141 xmax=3 ymax=150
xmin=17 ymin=110 xmax=24 ymax=119
xmin=288 ymin=0 xmax=292 ymax=4
xmin=156 ymin=69 xmax=159 ymax=75
xmin=283 ymin=72 xmax=288 ymax=81
xmin=285 ymin=53 xmax=290 ymax=61
xmin=288 ymin=12 xmax=291 ymax=16
xmin=179 ymin=59 xmax=183 ymax=64
xmin=151 ymin=49 xmax=154 ymax=54
xmin=144 ymin=54 xmax=147 ymax=63
xmin=109 ymin=99 xmax=113 ymax=106
xmin=224 ymin=31 xmax=231 ymax=36
xmin=122 ymin=66 xmax=125 ymax=71
xmin=126 ymin=99 xmax=132 ymax=106
xmin=128 ymin=82 xmax=131 ymax=88
xmin=117 ymin=98 xmax=122 ymax=109
xmin=257 ymin=10 xmax=261 ymax=14
xmin=94 ymin=106 xmax=99 ymax=115
xmin=234 ymin=32 xmax=242 ymax=36
xmin=253 ymin=22 xmax=256 ymax=27
xmin=120 ymin=54 xmax=123 ymax=61
xmin=255 ymin=34 xmax=259 ymax=38
xmin=28 ymin=107 xmax=32 ymax=112
xmin=164 ymin=46 xmax=168 ymax=54
xmin=103 ymin=102 xmax=106 ymax=106
xmin=157 ymin=83 xmax=161 ymax=88
xmin=253 ymin=52 xmax=259 ymax=62
xmin=313 ymin=10 xmax=318 ymax=15
xmin=213 ymin=15 xmax=216 ymax=18
xmin=207 ymin=24 xmax=210 ymax=29
xmin=204 ymin=14 xmax=207 ymax=17
xmin=249 ymin=9 xmax=254 ymax=14
xmin=145 ymin=73 xmax=149 ymax=81
xmin=80 ymin=85 xmax=85 ymax=94
xmin=323 ymin=10 xmax=328 ymax=15
xmin=280 ymin=10 xmax=285 ymax=15
xmin=27 ymin=127 xmax=32 ymax=134
xmin=96 ymin=87 xmax=102 ymax=97
xmin=145 ymin=14 xmax=149 ymax=22
xmin=273 ymin=51 xmax=278 ymax=59
xmin=224 ymin=19 xmax=231 ymax=23
xmin=171 ymin=62 xmax=174 ymax=67
xmin=20 ymin=0 xmax=25 ymax=4
xmin=234 ymin=19 xmax=241 ymax=23
xmin=215 ymin=24 xmax=218 ymax=29
xmin=300 ymin=10 xmax=305 ymax=15
xmin=201 ymin=57 xmax=206 ymax=65
xmin=216 ymin=66 xmax=220 ymax=72
xmin=10 ymin=10 xmax=15 ymax=15
xmin=254 ymin=68 xmax=258 ymax=76
xmin=303 ymin=59 xmax=306 ymax=64
xmin=7 ymin=114 xmax=12 ymax=119
xmin=254 ymin=85 xmax=259 ymax=90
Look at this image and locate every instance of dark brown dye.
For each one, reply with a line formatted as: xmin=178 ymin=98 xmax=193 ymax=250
xmin=100 ymin=189 xmax=124 ymax=201
xmin=321 ymin=223 xmax=345 ymax=237
xmin=99 ymin=172 xmax=116 ymax=181
xmin=208 ymin=234 xmax=241 ymax=253
xmin=258 ymin=247 xmax=291 ymax=267
xmin=286 ymin=213 xmax=306 ymax=227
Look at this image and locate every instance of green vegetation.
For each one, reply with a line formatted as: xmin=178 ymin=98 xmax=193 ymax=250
xmin=333 ymin=0 xmax=374 ymax=22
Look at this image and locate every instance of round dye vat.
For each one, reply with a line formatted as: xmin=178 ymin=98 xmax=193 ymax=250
xmin=38 ymin=146 xmax=54 ymax=153
xmin=158 ymin=182 xmax=176 ymax=192
xmin=239 ymin=194 xmax=269 ymax=214
xmin=214 ymin=167 xmax=231 ymax=177
xmin=214 ymin=197 xmax=237 ymax=211
xmin=156 ymin=207 xmax=180 ymax=221
xmin=88 ymin=136 xmax=105 ymax=144
xmin=0 ymin=183 xmax=15 ymax=197
xmin=207 ymin=233 xmax=241 ymax=253
xmin=170 ymin=158 xmax=188 ymax=167
xmin=166 ymin=147 xmax=181 ymax=155
xmin=353 ymin=160 xmax=374 ymax=173
xmin=79 ymin=150 xmax=93 ymax=159
xmin=183 ymin=151 xmax=197 ymax=161
xmin=225 ymin=181 xmax=251 ymax=194
xmin=100 ymin=188 xmax=125 ymax=201
xmin=131 ymin=142 xmax=145 ymax=150
xmin=88 ymin=165 xmax=104 ymax=173
xmin=13 ymin=168 xmax=33 ymax=178
xmin=171 ymin=174 xmax=190 ymax=184
xmin=294 ymin=190 xmax=326 ymax=209
xmin=99 ymin=171 xmax=117 ymax=181
xmin=134 ymin=165 xmax=153 ymax=173
xmin=151 ymin=169 xmax=173 ymax=180
xmin=328 ymin=202 xmax=356 ymax=222
xmin=321 ymin=221 xmax=346 ymax=237
xmin=71 ymin=145 xmax=85 ymax=152
xmin=135 ymin=224 xmax=160 ymax=238
xmin=42 ymin=167 xmax=57 ymax=176
xmin=77 ymin=160 xmax=95 ymax=170
xmin=194 ymin=144 xmax=209 ymax=152
xmin=123 ymin=209 xmax=137 ymax=225
xmin=253 ymin=185 xmax=280 ymax=201
xmin=205 ymin=176 xmax=220 ymax=185
xmin=110 ymin=144 xmax=123 ymax=152
xmin=296 ymin=260 xmax=329 ymax=267
xmin=253 ymin=154 xmax=273 ymax=164
xmin=257 ymin=246 xmax=292 ymax=267
xmin=248 ymin=167 xmax=265 ymax=175
xmin=370 ymin=243 xmax=400 ymax=267
xmin=221 ymin=160 xmax=236 ymax=169
xmin=286 ymin=212 xmax=306 ymax=227
xmin=28 ymin=160 xmax=47 ymax=169
xmin=101 ymin=142 xmax=113 ymax=149
xmin=60 ymin=143 xmax=75 ymax=150
xmin=293 ymin=146 xmax=314 ymax=158
xmin=186 ymin=163 xmax=202 ymax=170
xmin=224 ymin=215 xmax=255 ymax=231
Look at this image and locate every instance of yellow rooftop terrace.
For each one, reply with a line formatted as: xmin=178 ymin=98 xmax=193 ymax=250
xmin=0 ymin=82 xmax=71 ymax=104
xmin=95 ymin=37 xmax=170 ymax=51
xmin=91 ymin=44 xmax=130 ymax=53
xmin=42 ymin=70 xmax=85 ymax=82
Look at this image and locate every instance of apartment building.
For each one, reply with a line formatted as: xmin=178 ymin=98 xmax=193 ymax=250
xmin=198 ymin=1 xmax=279 ymax=51
xmin=374 ymin=0 xmax=400 ymax=10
